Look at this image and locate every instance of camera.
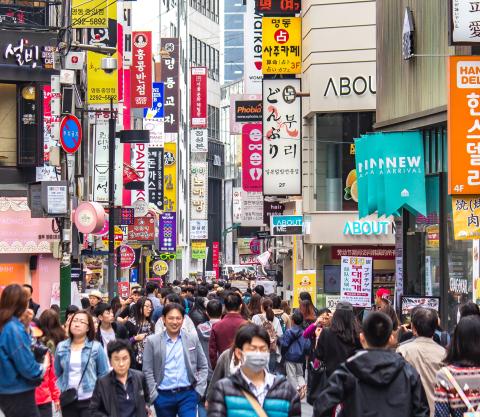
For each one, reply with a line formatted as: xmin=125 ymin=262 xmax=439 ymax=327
xmin=31 ymin=341 xmax=49 ymax=362
xmin=101 ymin=57 xmax=117 ymax=74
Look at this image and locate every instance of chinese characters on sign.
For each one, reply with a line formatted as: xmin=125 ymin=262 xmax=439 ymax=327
xmin=242 ymin=123 xmax=263 ymax=192
xmin=331 ymin=246 xmax=395 ymax=260
xmin=191 ymin=67 xmax=207 ymax=128
xmin=340 ymin=256 xmax=373 ymax=307
xmin=191 ymin=129 xmax=208 ymax=153
xmin=147 ymin=148 xmax=164 ymax=210
xmin=190 ymin=161 xmax=209 ymax=220
xmin=263 ymin=78 xmax=301 ymax=195
xmin=131 ymin=32 xmax=152 ymax=108
xmin=255 ymin=0 xmax=302 ymax=15
xmin=161 ymin=38 xmax=179 ymax=134
xmin=452 ymin=196 xmax=480 ymax=240
xmin=450 ymin=0 xmax=480 ymax=43
xmin=159 ymin=212 xmax=176 ymax=252
xmin=262 ymin=17 xmax=301 ymax=74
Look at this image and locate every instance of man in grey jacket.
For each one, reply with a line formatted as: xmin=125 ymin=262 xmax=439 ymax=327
xmin=143 ymin=302 xmax=208 ymax=417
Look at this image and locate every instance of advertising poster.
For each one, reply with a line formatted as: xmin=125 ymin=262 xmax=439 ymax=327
xmin=452 ymin=195 xmax=480 ymax=240
xmin=190 ymin=161 xmax=209 ymax=220
xmin=72 ymin=0 xmax=116 ymax=28
xmin=159 ymin=212 xmax=176 ymax=252
xmin=147 ymin=148 xmax=164 ymax=210
xmin=244 ymin=0 xmax=263 ymax=94
xmin=163 ymin=143 xmax=177 ymax=212
xmin=131 ymin=32 xmax=152 ymax=108
xmin=230 ymin=94 xmax=262 ymax=134
xmin=340 ymin=256 xmax=373 ymax=307
xmin=293 ymin=270 xmax=316 ymax=309
xmin=192 ymin=240 xmax=207 ymax=260
xmin=87 ymin=51 xmax=118 ymax=103
xmin=242 ymin=123 xmax=263 ymax=192
xmin=400 ymin=296 xmax=440 ymax=321
xmin=144 ymin=82 xmax=164 ymax=119
xmin=190 ymin=220 xmax=208 ymax=240
xmin=161 ymin=38 xmax=179 ymax=133
xmin=190 ymin=67 xmax=207 ymax=128
xmin=342 ymin=142 xmax=358 ymax=210
xmin=241 ymin=191 xmax=264 ymax=226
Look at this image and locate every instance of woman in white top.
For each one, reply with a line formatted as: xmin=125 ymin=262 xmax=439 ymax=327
xmin=251 ymin=298 xmax=284 ymax=373
xmin=54 ymin=310 xmax=109 ymax=417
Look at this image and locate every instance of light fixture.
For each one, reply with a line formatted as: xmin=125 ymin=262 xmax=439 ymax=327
xmin=21 ymin=85 xmax=36 ymax=101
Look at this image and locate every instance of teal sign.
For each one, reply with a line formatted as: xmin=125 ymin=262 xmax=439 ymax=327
xmin=355 ymin=131 xmax=426 ymax=218
xmin=271 ymin=215 xmax=303 ymax=236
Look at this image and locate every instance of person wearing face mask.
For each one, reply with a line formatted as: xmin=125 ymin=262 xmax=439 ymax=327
xmin=208 ymin=323 xmax=301 ymax=417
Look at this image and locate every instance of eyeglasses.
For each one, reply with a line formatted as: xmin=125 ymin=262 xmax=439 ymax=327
xmin=144 ymin=304 xmax=153 ymax=309
xmin=72 ymin=319 xmax=89 ymax=326
xmin=159 ymin=253 xmax=176 ymax=261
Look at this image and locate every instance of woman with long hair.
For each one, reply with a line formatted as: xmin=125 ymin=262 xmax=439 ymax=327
xmin=125 ymin=297 xmax=154 ymax=369
xmin=0 ymin=284 xmax=49 ymax=417
xmin=434 ymin=316 xmax=480 ymax=416
xmin=299 ymin=300 xmax=317 ymax=328
xmin=299 ymin=291 xmax=319 ymax=316
xmin=39 ymin=309 xmax=67 ymax=352
xmin=247 ymin=293 xmax=262 ymax=318
xmin=54 ymin=310 xmax=109 ymax=417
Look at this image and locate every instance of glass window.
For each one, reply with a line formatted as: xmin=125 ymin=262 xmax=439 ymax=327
xmin=224 ymin=0 xmax=245 ymax=12
xmin=225 ymin=47 xmax=244 ymax=64
xmin=224 ymin=64 xmax=243 ymax=82
xmin=225 ymin=14 xmax=244 ymax=30
xmin=224 ymin=32 xmax=243 ymax=47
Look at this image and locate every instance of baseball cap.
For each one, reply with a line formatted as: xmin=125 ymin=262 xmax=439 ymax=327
xmin=376 ymin=288 xmax=391 ymax=300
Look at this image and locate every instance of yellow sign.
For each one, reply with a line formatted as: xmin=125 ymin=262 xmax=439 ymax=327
xmin=164 ymin=143 xmax=177 ymax=212
xmin=191 ymin=241 xmax=207 ymax=260
xmin=293 ymin=270 xmax=316 ymax=309
xmin=87 ymin=51 xmax=118 ymax=104
xmin=453 ymin=196 xmax=480 ymax=240
xmin=102 ymin=226 xmax=124 ymax=249
xmin=152 ymin=260 xmax=169 ymax=276
xmin=72 ymin=0 xmax=117 ymax=28
xmin=262 ymin=17 xmax=301 ymax=75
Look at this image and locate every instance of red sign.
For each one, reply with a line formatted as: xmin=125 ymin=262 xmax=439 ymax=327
xmin=127 ymin=216 xmax=155 ymax=241
xmin=60 ymin=115 xmax=82 ymax=154
xmin=331 ymin=246 xmax=395 ymax=260
xmin=131 ymin=31 xmax=152 ymax=108
xmin=255 ymin=0 xmax=301 ymax=15
xmin=249 ymin=239 xmax=261 ymax=255
xmin=242 ymin=123 xmax=263 ymax=192
xmin=114 ymin=245 xmax=136 ymax=269
xmin=117 ymin=281 xmax=130 ymax=298
xmin=212 ymin=241 xmax=220 ymax=279
xmin=190 ymin=67 xmax=207 ymax=128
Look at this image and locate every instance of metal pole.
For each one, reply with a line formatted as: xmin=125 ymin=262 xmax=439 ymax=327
xmin=108 ymin=98 xmax=116 ymax=300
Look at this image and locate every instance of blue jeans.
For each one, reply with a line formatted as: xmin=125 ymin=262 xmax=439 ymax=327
xmin=154 ymin=389 xmax=199 ymax=417
xmin=197 ymin=401 xmax=207 ymax=417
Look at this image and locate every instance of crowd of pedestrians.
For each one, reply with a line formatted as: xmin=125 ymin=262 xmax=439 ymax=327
xmin=1 ymin=281 xmax=480 ymax=417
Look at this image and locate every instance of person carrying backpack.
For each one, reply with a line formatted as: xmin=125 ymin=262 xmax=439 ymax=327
xmin=278 ymin=311 xmax=311 ymax=399
xmin=271 ymin=295 xmax=291 ymax=332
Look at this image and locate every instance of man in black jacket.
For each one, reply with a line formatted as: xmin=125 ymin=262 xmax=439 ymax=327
xmin=90 ymin=339 xmax=150 ymax=417
xmin=314 ymin=311 xmax=429 ymax=417
xmin=94 ymin=303 xmax=129 ymax=354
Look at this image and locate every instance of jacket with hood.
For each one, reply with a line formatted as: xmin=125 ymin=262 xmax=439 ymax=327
xmin=196 ymin=318 xmax=220 ymax=380
xmin=208 ymin=370 xmax=301 ymax=417
xmin=313 ymin=349 xmax=429 ymax=417
xmin=278 ymin=325 xmax=311 ymax=363
xmin=190 ymin=297 xmax=209 ymax=327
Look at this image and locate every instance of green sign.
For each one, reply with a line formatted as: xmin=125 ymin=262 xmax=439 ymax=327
xmin=192 ymin=241 xmax=207 ymax=260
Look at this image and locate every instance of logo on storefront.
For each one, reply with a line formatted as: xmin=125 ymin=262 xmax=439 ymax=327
xmin=343 ymin=220 xmax=391 ymax=236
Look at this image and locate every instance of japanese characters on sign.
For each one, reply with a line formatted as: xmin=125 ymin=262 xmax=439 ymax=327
xmin=452 ymin=196 xmax=480 ymax=240
xmin=72 ymin=0 xmax=116 ymax=28
xmin=190 ymin=161 xmax=209 ymax=220
xmin=263 ymin=78 xmax=301 ymax=195
xmin=148 ymin=148 xmax=164 ymax=211
xmin=450 ymin=0 xmax=480 ymax=44
xmin=191 ymin=67 xmax=207 ymax=128
xmin=255 ymin=0 xmax=302 ymax=16
xmin=127 ymin=216 xmax=155 ymax=242
xmin=448 ymin=57 xmax=480 ymax=194
xmin=161 ymin=38 xmax=180 ymax=133
xmin=131 ymin=32 xmax=152 ymax=108
xmin=87 ymin=51 xmax=118 ymax=103
xmin=159 ymin=212 xmax=176 ymax=252
xmin=144 ymin=82 xmax=164 ymax=119
xmin=2 ymin=33 xmax=55 ymax=69
xmin=242 ymin=124 xmax=263 ymax=192
xmin=340 ymin=256 xmax=373 ymax=307
xmin=191 ymin=129 xmax=208 ymax=153
xmin=163 ymin=143 xmax=177 ymax=212
xmin=241 ymin=191 xmax=264 ymax=227
xmin=190 ymin=220 xmax=208 ymax=240
xmin=262 ymin=17 xmax=301 ymax=74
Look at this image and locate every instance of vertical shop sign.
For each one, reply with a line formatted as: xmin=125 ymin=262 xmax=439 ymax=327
xmin=394 ymin=217 xmax=404 ymax=310
xmin=263 ymin=201 xmax=285 ymax=225
xmin=212 ymin=242 xmax=220 ymax=279
xmin=132 ymin=143 xmax=148 ymax=205
xmin=163 ymin=143 xmax=177 ymax=212
xmin=144 ymin=82 xmax=164 ymax=119
xmin=241 ymin=191 xmax=264 ymax=226
xmin=473 ymin=240 xmax=480 ymax=303
xmin=293 ymin=271 xmax=316 ymax=309
xmin=244 ymin=0 xmax=263 ymax=94
xmin=242 ymin=123 xmax=263 ymax=192
xmin=263 ymin=78 xmax=301 ymax=195
xmin=122 ymin=1 xmax=132 ymax=66
xmin=159 ymin=212 xmax=176 ymax=252
xmin=161 ymin=38 xmax=179 ymax=133
xmin=452 ymin=196 xmax=480 ymax=240
xmin=190 ymin=161 xmax=209 ymax=220
xmin=448 ymin=56 xmax=480 ymax=194
xmin=131 ymin=32 xmax=152 ymax=108
xmin=190 ymin=67 xmax=207 ymax=128
xmin=450 ymin=0 xmax=480 ymax=44
xmin=147 ymin=148 xmax=164 ymax=210
xmin=340 ymin=256 xmax=373 ymax=307
xmin=143 ymin=118 xmax=164 ymax=148
xmin=233 ymin=187 xmax=242 ymax=223
xmin=191 ymin=129 xmax=208 ymax=153
xmin=262 ymin=17 xmax=301 ymax=74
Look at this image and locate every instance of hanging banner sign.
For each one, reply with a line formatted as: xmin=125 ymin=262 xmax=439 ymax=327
xmin=190 ymin=161 xmax=209 ymax=219
xmin=191 ymin=67 xmax=207 ymax=128
xmin=293 ymin=270 xmax=316 ymax=309
xmin=452 ymin=196 xmax=480 ymax=240
xmin=263 ymin=78 xmax=301 ymax=195
xmin=72 ymin=0 xmax=117 ymax=28
xmin=242 ymin=123 xmax=263 ymax=192
xmin=235 ymin=100 xmax=263 ymax=123
xmin=127 ymin=216 xmax=155 ymax=242
xmin=132 ymin=143 xmax=149 ymax=206
xmin=191 ymin=129 xmax=208 ymax=153
xmin=213 ymin=242 xmax=220 ymax=279
xmin=241 ymin=191 xmax=264 ymax=226
xmin=147 ymin=148 xmax=164 ymax=210
xmin=270 ymin=215 xmax=303 ymax=236
xmin=341 ymin=256 xmax=373 ymax=307
xmin=262 ymin=17 xmax=301 ymax=74
xmin=244 ymin=0 xmax=263 ymax=94
xmin=255 ymin=0 xmax=302 ymax=15
xmin=159 ymin=212 xmax=176 ymax=252
xmin=143 ymin=118 xmax=164 ymax=148
xmin=131 ymin=32 xmax=152 ymax=108
xmin=161 ymin=38 xmax=180 ymax=133
xmin=192 ymin=240 xmax=207 ymax=260
xmin=190 ymin=220 xmax=208 ymax=240
xmin=448 ymin=56 xmax=480 ymax=194
xmin=450 ymin=0 xmax=480 ymax=44
xmin=122 ymin=1 xmax=132 ymax=66
xmin=263 ymin=202 xmax=285 ymax=225
xmin=233 ymin=187 xmax=242 ymax=223
xmin=87 ymin=51 xmax=118 ymax=104
xmin=163 ymin=143 xmax=177 ymax=212
xmin=144 ymin=82 xmax=164 ymax=119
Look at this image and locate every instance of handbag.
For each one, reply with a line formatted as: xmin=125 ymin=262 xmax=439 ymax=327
xmin=306 ymin=360 xmax=328 ymax=405
xmin=60 ymin=345 xmax=93 ymax=408
xmin=443 ymin=367 xmax=480 ymax=417
xmin=241 ymin=389 xmax=269 ymax=417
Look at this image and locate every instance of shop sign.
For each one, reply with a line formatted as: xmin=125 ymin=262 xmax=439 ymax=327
xmin=213 ymin=242 xmax=220 ymax=279
xmin=426 ymin=225 xmax=440 ymax=247
xmin=355 ymin=131 xmax=426 ymax=217
xmin=343 ymin=220 xmax=391 ymax=236
xmin=73 ymin=202 xmax=105 ymax=234
xmin=263 ymin=202 xmax=285 ymax=225
xmin=238 ymin=238 xmax=255 ymax=255
xmin=340 ymin=256 xmax=372 ymax=307
xmin=244 ymin=0 xmax=263 ymax=94
xmin=159 ymin=212 xmax=176 ymax=253
xmin=72 ymin=0 xmax=116 ymax=28
xmin=190 ymin=161 xmax=208 ymax=220
xmin=239 ymin=254 xmax=259 ymax=265
xmin=233 ymin=187 xmax=242 ymax=223
xmin=147 ymin=148 xmax=164 ymax=210
xmin=452 ymin=196 xmax=480 ymax=240
xmin=263 ymin=79 xmax=301 ymax=195
xmin=400 ymin=296 xmax=439 ymax=320
xmin=325 ymin=295 xmax=341 ymax=311
xmin=192 ymin=240 xmax=207 ymax=260
xmin=191 ymin=129 xmax=208 ymax=153
xmin=87 ymin=51 xmax=118 ymax=103
xmin=255 ymin=0 xmax=301 ymax=15
xmin=163 ymin=143 xmax=177 ymax=211
xmin=102 ymin=226 xmax=124 ymax=249
xmin=450 ymin=0 xmax=480 ymax=44
xmin=241 ymin=191 xmax=264 ymax=227
xmin=161 ymin=38 xmax=179 ymax=133
xmin=270 ymin=215 xmax=303 ymax=236
xmin=131 ymin=32 xmax=152 ymax=108
xmin=242 ymin=123 xmax=263 ymax=192
xmin=114 ymin=245 xmax=136 ymax=269
xmin=144 ymin=82 xmax=164 ymax=119
xmin=152 ymin=260 xmax=168 ymax=276
xmin=0 ymin=5 xmax=48 ymax=28
xmin=190 ymin=219 xmax=208 ymax=240
xmin=323 ymin=76 xmax=376 ymax=97
xmin=448 ymin=56 xmax=480 ymax=194
xmin=127 ymin=216 xmax=155 ymax=242
xmin=122 ymin=1 xmax=132 ymax=66
xmin=191 ymin=67 xmax=207 ymax=128
xmin=235 ymin=100 xmax=263 ymax=122
xmin=293 ymin=270 xmax=316 ymax=309
xmin=262 ymin=17 xmax=301 ymax=75
xmin=331 ymin=246 xmax=395 ymax=261
xmin=143 ymin=118 xmax=164 ymax=148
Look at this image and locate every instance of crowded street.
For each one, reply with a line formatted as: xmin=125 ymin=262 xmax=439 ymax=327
xmin=0 ymin=0 xmax=478 ymax=416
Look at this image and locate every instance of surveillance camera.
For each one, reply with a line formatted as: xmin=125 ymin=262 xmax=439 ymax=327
xmin=101 ymin=57 xmax=117 ymax=73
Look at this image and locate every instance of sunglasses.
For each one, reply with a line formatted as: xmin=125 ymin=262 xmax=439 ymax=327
xmin=159 ymin=253 xmax=176 ymax=261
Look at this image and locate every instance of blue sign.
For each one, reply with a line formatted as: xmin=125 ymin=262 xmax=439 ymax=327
xmin=270 ymin=215 xmax=303 ymax=236
xmin=143 ymin=82 xmax=164 ymax=119
xmin=60 ymin=115 xmax=82 ymax=154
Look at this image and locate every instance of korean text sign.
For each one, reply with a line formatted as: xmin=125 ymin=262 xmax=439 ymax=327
xmin=87 ymin=51 xmax=118 ymax=104
xmin=163 ymin=143 xmax=177 ymax=212
xmin=262 ymin=17 xmax=301 ymax=74
xmin=131 ymin=32 xmax=152 ymax=108
xmin=147 ymin=148 xmax=164 ymax=210
xmin=263 ymin=78 xmax=301 ymax=195
xmin=72 ymin=0 xmax=116 ymax=28
xmin=452 ymin=196 xmax=480 ymax=240
xmin=159 ymin=212 xmax=176 ymax=252
xmin=242 ymin=123 xmax=263 ymax=192
xmin=161 ymin=38 xmax=180 ymax=133
xmin=255 ymin=0 xmax=301 ymax=15
xmin=448 ymin=57 xmax=480 ymax=194
xmin=190 ymin=161 xmax=209 ymax=220
xmin=144 ymin=82 xmax=164 ymax=119
xmin=191 ymin=67 xmax=207 ymax=128
xmin=340 ymin=256 xmax=372 ymax=307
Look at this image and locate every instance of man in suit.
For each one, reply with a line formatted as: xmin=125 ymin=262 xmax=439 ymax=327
xmin=143 ymin=302 xmax=208 ymax=417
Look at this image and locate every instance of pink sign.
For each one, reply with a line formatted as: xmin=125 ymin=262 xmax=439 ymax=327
xmin=114 ymin=245 xmax=136 ymax=269
xmin=242 ymin=123 xmax=263 ymax=192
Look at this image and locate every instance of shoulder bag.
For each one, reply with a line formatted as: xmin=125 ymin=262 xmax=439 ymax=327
xmin=59 ymin=344 xmax=93 ymax=408
xmin=241 ymin=389 xmax=269 ymax=417
xmin=443 ymin=367 xmax=480 ymax=417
